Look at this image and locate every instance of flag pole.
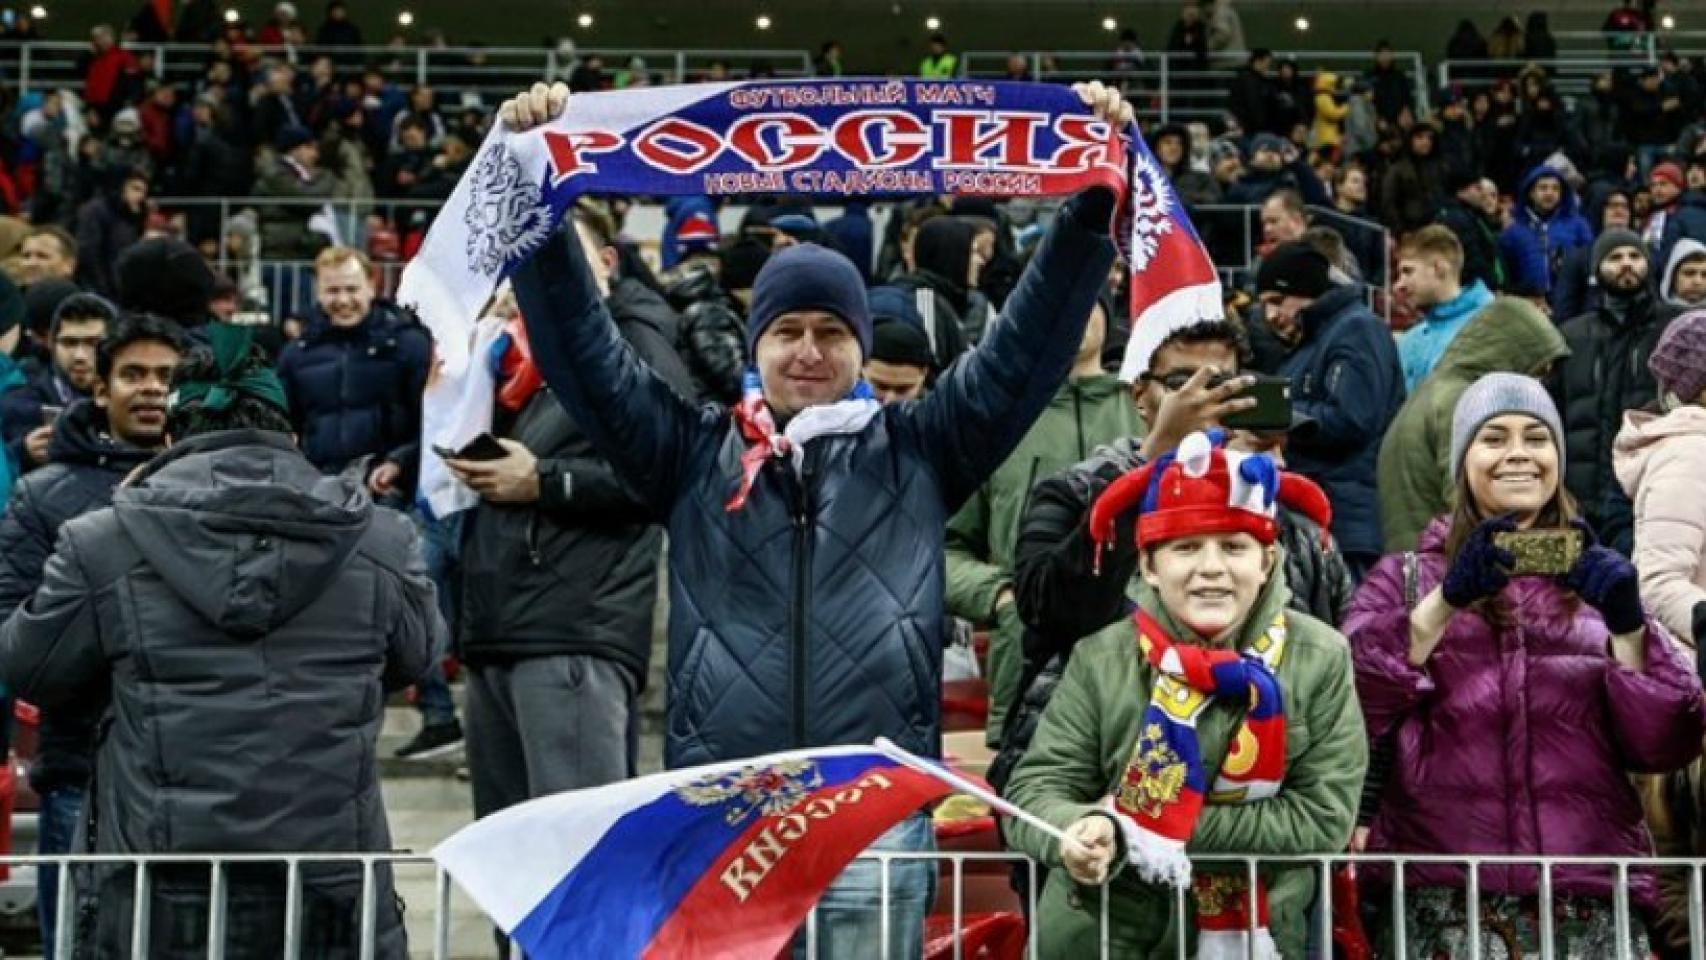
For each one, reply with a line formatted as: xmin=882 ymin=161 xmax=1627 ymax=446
xmin=873 ymin=737 xmax=1076 ymax=847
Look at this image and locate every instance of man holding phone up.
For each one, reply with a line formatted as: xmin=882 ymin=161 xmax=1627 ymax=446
xmin=446 ymin=199 xmax=695 ymax=830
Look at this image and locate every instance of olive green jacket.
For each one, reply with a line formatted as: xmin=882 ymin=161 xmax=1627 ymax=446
xmin=1002 ymin=570 xmax=1367 ymax=958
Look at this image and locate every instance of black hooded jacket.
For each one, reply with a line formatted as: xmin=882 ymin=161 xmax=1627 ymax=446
xmin=893 ymin=216 xmax=975 ymax=366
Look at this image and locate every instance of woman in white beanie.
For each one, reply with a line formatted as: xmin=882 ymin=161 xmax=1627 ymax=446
xmin=1614 ymin=306 xmax=1706 ymax=957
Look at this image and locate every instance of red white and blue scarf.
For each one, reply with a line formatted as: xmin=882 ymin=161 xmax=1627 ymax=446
xmin=399 ymin=79 xmax=1223 ymax=429
xmin=726 ymin=368 xmax=877 ymax=511
xmin=1111 ymin=608 xmax=1288 ymax=958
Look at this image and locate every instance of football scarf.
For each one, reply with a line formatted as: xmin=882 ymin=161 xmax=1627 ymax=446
xmin=1111 ymin=607 xmax=1288 ymax=959
xmin=397 ymin=78 xmax=1223 ymax=394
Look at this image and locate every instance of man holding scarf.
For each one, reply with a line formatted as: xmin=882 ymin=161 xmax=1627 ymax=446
xmin=498 ymin=79 xmax=1132 ymax=958
xmin=1003 ymin=432 xmax=1366 ymax=958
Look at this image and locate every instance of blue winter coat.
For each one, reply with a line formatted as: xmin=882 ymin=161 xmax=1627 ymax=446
xmin=1397 ymin=280 xmax=1494 ymax=393
xmin=1498 ymin=166 xmax=1594 ymax=295
xmin=1279 ymin=284 xmax=1406 ymax=559
xmin=275 ymin=303 xmax=431 ymax=474
xmin=511 ymin=195 xmax=1116 ymax=769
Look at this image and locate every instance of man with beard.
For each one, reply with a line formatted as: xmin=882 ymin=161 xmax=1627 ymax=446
xmin=1 ymin=293 xmax=113 ymax=472
xmin=1551 ymin=230 xmax=1679 ymax=555
xmin=0 ymin=312 xmax=183 ymax=954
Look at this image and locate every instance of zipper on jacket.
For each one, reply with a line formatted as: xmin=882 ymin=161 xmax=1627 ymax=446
xmin=1072 ymin=388 xmax=1086 ymax=459
xmin=789 ymin=449 xmax=820 ymax=749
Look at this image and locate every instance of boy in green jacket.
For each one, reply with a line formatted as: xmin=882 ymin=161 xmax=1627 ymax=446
xmin=1004 ymin=431 xmax=1367 ymax=958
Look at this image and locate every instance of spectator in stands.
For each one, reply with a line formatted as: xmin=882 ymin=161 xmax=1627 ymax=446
xmin=275 ymin=246 xmax=429 ymax=477
xmin=0 ymin=312 xmax=182 ymax=956
xmin=316 ymin=0 xmax=363 ymax=47
xmin=1228 ymin=133 xmax=1328 ymax=206
xmin=1228 ymin=49 xmax=1277 ymax=138
xmin=1604 ymin=0 xmax=1652 ymax=53
xmin=1348 ymin=373 xmax=1703 ymax=957
xmin=1553 ymin=230 xmax=1677 ymax=554
xmin=919 ymin=32 xmax=957 ymax=78
xmin=18 ymin=227 xmax=77 ymax=288
xmin=137 ymin=83 xmax=179 ymax=171
xmin=1165 ymin=2 xmax=1209 ymax=74
xmin=1624 ymin=67 xmax=1683 ymax=174
xmin=391 ymin=84 xmax=447 ymax=152
xmin=72 ymin=170 xmax=146 ymax=300
xmin=257 ymin=125 xmax=339 ymax=260
xmin=1001 ymin=54 xmax=1031 ymax=83
xmin=568 ymin=54 xmax=608 ymax=93
xmin=863 ymin=314 xmax=934 ymax=405
xmin=1378 ymin=297 xmax=1567 ymax=552
xmin=1436 ymin=167 xmax=1507 ymax=293
xmin=406 ymin=130 xmax=472 ymax=208
xmin=1206 ymin=0 xmax=1245 ymax=54
xmin=1662 ymin=240 xmax=1706 ymax=312
xmin=1381 ymin=123 xmax=1447 ymax=238
xmin=1258 ymin=188 xmax=1308 ymax=254
xmin=1396 ymin=226 xmax=1496 ymax=392
xmin=2 ymin=290 xmax=110 ymax=479
xmin=179 ymin=96 xmax=251 ymax=246
xmin=174 ymin=0 xmax=223 ymax=43
xmin=1002 ymin=431 xmax=1364 ymax=959
xmin=380 ymin=114 xmax=435 ymax=198
xmin=251 ymin=62 xmax=303 ymax=150
xmin=1575 ymin=73 xmax=1625 ymax=158
xmin=21 ymin=91 xmax=70 ymax=223
xmin=500 ymin=79 xmax=1130 ymax=958
xmin=1486 ymin=16 xmax=1526 ymax=61
xmin=1620 ymin=310 xmax=1706 ymax=960
xmin=946 ymin=293 xmax=1136 ymax=746
xmin=1254 ymin=242 xmax=1404 ymax=575
xmin=454 ymin=200 xmax=693 ymax=834
xmin=892 ymin=216 xmax=974 ymax=368
xmin=1500 ymin=164 xmax=1593 ymax=296
xmin=1552 ymin=187 xmax=1631 ymax=320
xmin=1311 ymin=72 xmax=1349 ymax=153
xmin=1646 ymin=162 xmax=1706 ymax=271
xmin=815 ymin=41 xmax=844 ymax=78
xmin=1445 ymin=18 xmax=1488 ymax=62
xmin=0 ymin=323 xmax=437 ymax=957
xmin=79 ymin=25 xmax=141 ymax=123
xmin=18 ymin=281 xmax=75 ymax=371
xmin=1151 ymin=123 xmax=1220 ymax=205
xmin=1369 ymin=41 xmax=1414 ymax=124
xmin=256 ymin=0 xmax=299 ymax=45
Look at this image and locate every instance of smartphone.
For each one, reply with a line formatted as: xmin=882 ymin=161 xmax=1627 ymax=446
xmin=1220 ymin=376 xmax=1293 ymax=432
xmin=1494 ymin=529 xmax=1584 ymax=577
xmin=435 ymin=433 xmax=509 ymax=462
xmin=40 ymin=404 xmax=62 ymax=427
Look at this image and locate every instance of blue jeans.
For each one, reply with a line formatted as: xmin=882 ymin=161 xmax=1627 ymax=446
xmin=792 ymin=812 xmax=937 ymax=960
xmin=415 ymin=511 xmax=463 ymax=728
xmin=37 ymin=786 xmax=85 ymax=960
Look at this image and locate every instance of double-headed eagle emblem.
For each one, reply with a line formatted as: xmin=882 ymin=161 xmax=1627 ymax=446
xmin=675 ymin=759 xmax=825 ymax=827
xmin=1126 ymin=150 xmax=1176 ymax=274
xmin=462 ymin=141 xmax=555 ymax=279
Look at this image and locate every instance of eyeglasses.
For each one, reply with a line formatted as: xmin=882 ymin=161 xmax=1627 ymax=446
xmin=1143 ymin=369 xmax=1234 ymax=392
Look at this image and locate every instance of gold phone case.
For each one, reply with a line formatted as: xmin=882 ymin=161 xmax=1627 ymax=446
xmin=1493 ymin=530 xmax=1583 ymax=577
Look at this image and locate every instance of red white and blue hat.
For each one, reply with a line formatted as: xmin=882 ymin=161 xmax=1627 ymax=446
xmin=1089 ymin=430 xmax=1331 ymax=551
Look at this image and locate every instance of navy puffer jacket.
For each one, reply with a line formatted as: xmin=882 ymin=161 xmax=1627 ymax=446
xmin=512 ymin=195 xmax=1116 ymax=768
xmin=275 ymin=302 xmax=431 ymax=473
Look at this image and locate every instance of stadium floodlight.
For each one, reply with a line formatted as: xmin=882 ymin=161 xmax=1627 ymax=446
xmin=755 ymin=14 xmax=772 ymax=30
xmin=1294 ymin=15 xmax=1309 ymax=31
xmin=29 ymin=4 xmax=45 ymax=18
xmin=1101 ymin=16 xmax=1117 ymax=31
xmin=1662 ymin=14 xmax=1677 ymax=30
xmin=223 ymin=7 xmax=239 ymax=23
xmin=577 ymin=12 xmax=594 ymax=28
xmin=925 ymin=16 xmax=940 ymax=31
xmin=397 ymin=10 xmax=415 ymax=27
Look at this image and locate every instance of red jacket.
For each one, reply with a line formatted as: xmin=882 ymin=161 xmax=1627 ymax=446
xmin=83 ymin=47 xmax=139 ymax=108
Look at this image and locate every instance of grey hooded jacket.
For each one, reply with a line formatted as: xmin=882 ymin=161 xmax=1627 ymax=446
xmin=0 ymin=429 xmax=440 ymax=958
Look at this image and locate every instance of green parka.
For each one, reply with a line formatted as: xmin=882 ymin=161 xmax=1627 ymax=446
xmin=945 ymin=373 xmax=1144 ymax=743
xmin=1002 ymin=566 xmax=1367 ymax=959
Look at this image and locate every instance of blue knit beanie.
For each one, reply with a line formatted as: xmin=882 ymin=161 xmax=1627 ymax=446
xmin=747 ymin=243 xmax=872 ymax=358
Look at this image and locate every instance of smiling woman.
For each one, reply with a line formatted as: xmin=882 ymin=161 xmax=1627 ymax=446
xmin=1344 ymin=372 xmax=1706 ymax=957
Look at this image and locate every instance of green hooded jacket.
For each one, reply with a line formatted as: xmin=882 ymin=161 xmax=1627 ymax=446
xmin=1002 ymin=566 xmax=1367 ymax=959
xmin=1376 ymin=296 xmax=1571 ymax=553
xmin=945 ymin=373 xmax=1144 ymax=742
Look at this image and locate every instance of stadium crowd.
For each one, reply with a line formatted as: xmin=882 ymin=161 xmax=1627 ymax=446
xmin=3 ymin=0 xmax=1706 ymax=956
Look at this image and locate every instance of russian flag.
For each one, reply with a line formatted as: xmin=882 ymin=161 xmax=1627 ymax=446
xmin=434 ymin=745 xmax=956 ymax=958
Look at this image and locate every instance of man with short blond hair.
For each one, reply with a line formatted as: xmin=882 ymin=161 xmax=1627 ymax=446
xmin=19 ymin=227 xmax=78 ymax=286
xmin=1396 ymin=224 xmax=1494 ymax=392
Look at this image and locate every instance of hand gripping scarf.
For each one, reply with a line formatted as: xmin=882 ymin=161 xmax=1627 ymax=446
xmin=1115 ymin=607 xmax=1288 ymax=960
xmin=397 ymin=79 xmax=1226 ymax=506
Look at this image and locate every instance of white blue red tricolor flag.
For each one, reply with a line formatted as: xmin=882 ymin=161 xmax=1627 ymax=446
xmin=398 ymin=78 xmax=1221 ymax=379
xmin=433 ymin=744 xmax=957 ymax=958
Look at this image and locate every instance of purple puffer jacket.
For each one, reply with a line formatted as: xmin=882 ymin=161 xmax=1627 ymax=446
xmin=1345 ymin=517 xmax=1706 ymax=910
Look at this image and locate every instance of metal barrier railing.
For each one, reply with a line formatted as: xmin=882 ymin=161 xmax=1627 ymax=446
xmin=960 ymin=49 xmax=1430 ymax=124
xmin=0 ymin=41 xmax=815 ymax=98
xmin=12 ymin=849 xmax=1704 ymax=960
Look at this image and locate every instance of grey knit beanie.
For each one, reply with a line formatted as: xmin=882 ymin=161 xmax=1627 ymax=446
xmin=1591 ymin=228 xmax=1644 ymax=274
xmin=1450 ymin=373 xmax=1566 ymax=478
